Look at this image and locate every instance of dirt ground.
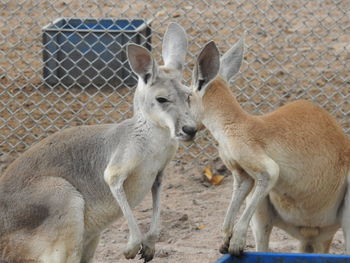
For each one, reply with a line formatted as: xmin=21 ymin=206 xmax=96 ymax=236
xmin=90 ymin=161 xmax=345 ymax=263
xmin=0 ymin=156 xmax=345 ymax=263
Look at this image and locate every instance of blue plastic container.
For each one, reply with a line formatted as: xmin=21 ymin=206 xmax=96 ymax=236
xmin=216 ymin=252 xmax=350 ymax=263
xmin=42 ymin=18 xmax=152 ymax=87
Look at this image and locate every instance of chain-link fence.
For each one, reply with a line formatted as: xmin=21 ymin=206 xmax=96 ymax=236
xmin=0 ymin=0 xmax=349 ymax=164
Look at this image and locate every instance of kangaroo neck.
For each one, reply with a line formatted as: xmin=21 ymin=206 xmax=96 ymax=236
xmin=203 ymin=78 xmax=250 ymax=124
xmin=131 ymin=110 xmax=173 ymax=143
xmin=202 ymin=78 xmax=249 ymax=132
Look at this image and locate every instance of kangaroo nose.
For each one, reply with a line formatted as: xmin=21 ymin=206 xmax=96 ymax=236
xmin=182 ymin=126 xmax=197 ymax=137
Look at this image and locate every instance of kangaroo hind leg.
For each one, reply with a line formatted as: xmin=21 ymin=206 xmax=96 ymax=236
xmin=1 ymin=176 xmax=85 ymax=263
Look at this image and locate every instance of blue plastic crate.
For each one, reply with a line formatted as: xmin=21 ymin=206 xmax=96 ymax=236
xmin=216 ymin=252 xmax=350 ymax=263
xmin=42 ymin=18 xmax=152 ymax=87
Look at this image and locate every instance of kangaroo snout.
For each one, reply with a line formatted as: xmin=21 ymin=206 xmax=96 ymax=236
xmin=182 ymin=125 xmax=197 ymax=137
xmin=181 ymin=125 xmax=197 ymax=141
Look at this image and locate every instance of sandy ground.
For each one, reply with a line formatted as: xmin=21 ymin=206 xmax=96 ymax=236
xmin=92 ymin=162 xmax=346 ymax=263
xmin=0 ymin=156 xmax=345 ymax=262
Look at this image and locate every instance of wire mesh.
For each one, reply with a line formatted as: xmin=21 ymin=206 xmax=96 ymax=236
xmin=0 ymin=0 xmax=349 ymax=164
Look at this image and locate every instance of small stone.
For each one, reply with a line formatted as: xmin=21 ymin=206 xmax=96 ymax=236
xmin=179 ymin=214 xmax=188 ymax=222
xmin=216 ymin=163 xmax=228 ymax=174
xmin=171 ymin=222 xmax=181 ymax=229
xmin=201 ymin=180 xmax=211 ymax=188
xmin=192 ymin=199 xmax=200 ymax=206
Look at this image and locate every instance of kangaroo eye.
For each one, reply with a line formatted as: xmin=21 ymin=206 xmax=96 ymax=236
xmin=156 ymin=97 xmax=169 ymax=103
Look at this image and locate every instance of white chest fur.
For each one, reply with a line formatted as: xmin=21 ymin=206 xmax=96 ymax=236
xmin=124 ymin=139 xmax=177 ymax=208
xmin=104 ymin=121 xmax=178 ymax=207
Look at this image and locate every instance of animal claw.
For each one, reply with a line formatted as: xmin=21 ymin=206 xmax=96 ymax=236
xmin=219 ymin=244 xmax=229 ymax=254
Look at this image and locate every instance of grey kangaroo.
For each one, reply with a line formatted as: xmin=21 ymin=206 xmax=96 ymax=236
xmin=0 ymin=23 xmax=197 ymax=263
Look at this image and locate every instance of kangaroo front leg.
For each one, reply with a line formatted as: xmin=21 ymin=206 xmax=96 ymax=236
xmin=229 ymin=157 xmax=279 ymax=255
xmin=104 ymin=166 xmax=143 ymax=259
xmin=220 ymin=169 xmax=253 ymax=254
xmin=250 ymin=196 xmax=273 ymax=252
xmin=139 ymin=170 xmax=164 ymax=262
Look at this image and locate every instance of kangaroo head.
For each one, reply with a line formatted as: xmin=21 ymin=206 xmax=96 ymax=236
xmin=127 ymin=23 xmax=197 ymax=141
xmin=189 ymin=37 xmax=245 ymax=128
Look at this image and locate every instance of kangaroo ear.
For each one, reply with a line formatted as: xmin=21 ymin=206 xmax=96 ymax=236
xmin=192 ymin=41 xmax=220 ymax=94
xmin=220 ymin=35 xmax=244 ymax=82
xmin=127 ymin=44 xmax=158 ymax=85
xmin=162 ymin=22 xmax=188 ymax=72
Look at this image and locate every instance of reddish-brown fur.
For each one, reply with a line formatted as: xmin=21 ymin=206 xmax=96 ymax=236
xmin=190 ymin=40 xmax=350 ymax=255
xmin=203 ymin=77 xmax=350 ymax=254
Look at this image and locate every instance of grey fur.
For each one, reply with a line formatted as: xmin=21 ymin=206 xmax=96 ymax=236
xmin=219 ymin=35 xmax=244 ymax=81
xmin=162 ymin=22 xmax=188 ymax=71
xmin=0 ymin=23 xmax=195 ymax=263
